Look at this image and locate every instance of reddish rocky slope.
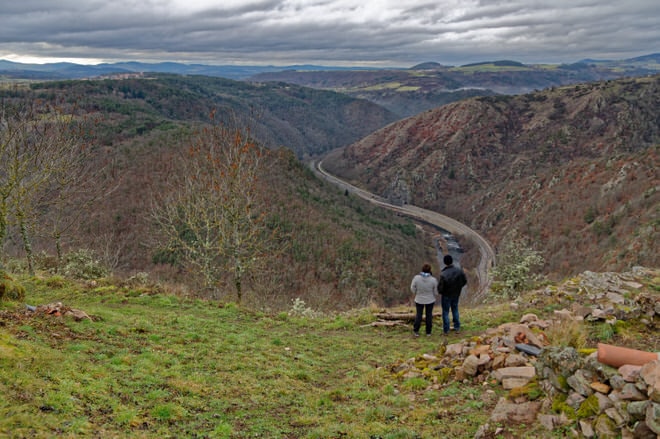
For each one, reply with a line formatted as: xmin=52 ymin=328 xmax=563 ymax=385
xmin=323 ymin=76 xmax=660 ymax=278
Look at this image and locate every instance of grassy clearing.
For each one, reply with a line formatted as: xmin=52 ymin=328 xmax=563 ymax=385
xmin=1 ymin=275 xmax=503 ymax=439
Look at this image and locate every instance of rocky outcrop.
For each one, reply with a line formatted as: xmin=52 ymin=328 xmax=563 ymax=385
xmin=326 ymin=76 xmax=660 ymax=275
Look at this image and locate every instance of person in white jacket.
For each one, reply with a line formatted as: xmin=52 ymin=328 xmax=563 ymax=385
xmin=410 ymin=263 xmax=439 ymax=336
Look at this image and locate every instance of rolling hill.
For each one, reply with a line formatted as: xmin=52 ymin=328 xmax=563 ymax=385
xmin=322 ymin=75 xmax=660 ymax=279
xmin=3 ymin=53 xmax=659 ymax=119
xmin=25 ymin=73 xmax=398 ymax=158
xmin=0 ymin=62 xmax=658 ymax=439
xmin=1 ymin=72 xmax=658 ymax=307
xmin=248 ymin=54 xmax=660 ymax=117
xmin=0 ymin=76 xmax=427 ymax=310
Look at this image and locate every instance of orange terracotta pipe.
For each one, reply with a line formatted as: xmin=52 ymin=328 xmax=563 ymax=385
xmin=597 ymin=343 xmax=660 ymax=368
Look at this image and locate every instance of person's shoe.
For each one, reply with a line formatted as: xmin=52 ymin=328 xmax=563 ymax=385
xmin=454 ymin=329 xmax=461 ymax=334
xmin=413 ymin=331 xmax=420 ymax=337
xmin=426 ymin=333 xmax=431 ymax=337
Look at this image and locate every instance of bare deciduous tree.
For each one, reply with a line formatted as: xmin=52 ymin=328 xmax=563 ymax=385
xmin=152 ymin=113 xmax=277 ymax=302
xmin=1 ymin=102 xmax=73 ymax=271
xmin=0 ymin=99 xmax=109 ymax=273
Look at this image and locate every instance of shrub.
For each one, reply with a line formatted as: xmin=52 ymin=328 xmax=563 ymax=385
xmin=125 ymin=272 xmax=150 ymax=286
xmin=545 ymin=319 xmax=588 ymax=349
xmin=0 ymin=272 xmax=26 ymax=301
xmin=288 ymin=298 xmax=322 ymax=318
xmin=491 ymin=230 xmax=545 ymax=299
xmin=33 ymin=251 xmax=60 ymax=272
xmin=62 ymin=249 xmax=109 ymax=280
xmin=45 ymin=275 xmax=67 ymax=289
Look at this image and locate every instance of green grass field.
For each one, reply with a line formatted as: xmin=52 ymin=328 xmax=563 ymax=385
xmin=1 ymin=275 xmax=509 ymax=439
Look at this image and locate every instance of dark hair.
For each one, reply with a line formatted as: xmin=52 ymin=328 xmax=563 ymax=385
xmin=421 ymin=263 xmax=432 ymax=274
xmin=443 ymin=255 xmax=453 ymax=265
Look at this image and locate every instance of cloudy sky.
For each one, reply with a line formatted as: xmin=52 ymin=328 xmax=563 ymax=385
xmin=1 ymin=0 xmax=658 ymax=67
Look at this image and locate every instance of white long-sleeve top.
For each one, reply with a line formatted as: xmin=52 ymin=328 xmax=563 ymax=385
xmin=410 ymin=272 xmax=439 ymax=305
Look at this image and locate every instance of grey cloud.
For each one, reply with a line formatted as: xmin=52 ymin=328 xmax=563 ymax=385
xmin=0 ymin=0 xmax=658 ymax=66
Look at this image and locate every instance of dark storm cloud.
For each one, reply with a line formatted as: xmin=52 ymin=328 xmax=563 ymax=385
xmin=1 ymin=0 xmax=658 ymax=66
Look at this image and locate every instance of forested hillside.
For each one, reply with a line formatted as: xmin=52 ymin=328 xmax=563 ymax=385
xmin=0 ymin=77 xmax=428 ymax=310
xmin=323 ymin=75 xmax=660 ymax=278
xmin=2 ymin=73 xmax=657 ymax=308
xmin=26 ymin=74 xmax=398 ymax=157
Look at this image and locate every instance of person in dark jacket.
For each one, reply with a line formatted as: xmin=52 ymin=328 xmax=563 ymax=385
xmin=438 ymin=254 xmax=467 ymax=334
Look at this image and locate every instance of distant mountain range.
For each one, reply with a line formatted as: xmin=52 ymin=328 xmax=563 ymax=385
xmin=247 ymin=53 xmax=660 ymax=117
xmin=3 ymin=53 xmax=659 ymax=119
xmin=1 ymin=53 xmax=658 ymax=82
xmin=0 ymin=59 xmax=376 ymax=80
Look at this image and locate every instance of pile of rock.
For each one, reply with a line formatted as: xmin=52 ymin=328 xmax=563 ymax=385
xmin=545 ymin=267 xmax=659 ymax=327
xmin=390 ymin=315 xmax=553 ymax=430
xmin=389 ymin=267 xmax=659 ymax=438
xmin=392 ymin=316 xmax=659 ymax=438
xmin=27 ymin=301 xmax=92 ymax=321
xmin=390 ymin=317 xmax=550 ymax=385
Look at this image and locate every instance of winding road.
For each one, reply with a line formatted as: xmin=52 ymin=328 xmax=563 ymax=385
xmin=312 ymin=159 xmax=496 ymax=303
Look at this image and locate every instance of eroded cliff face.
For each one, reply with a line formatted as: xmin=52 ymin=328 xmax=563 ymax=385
xmin=324 ymin=76 xmax=660 ymax=277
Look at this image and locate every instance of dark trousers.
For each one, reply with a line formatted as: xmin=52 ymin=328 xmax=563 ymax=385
xmin=413 ymin=302 xmax=435 ymax=334
xmin=441 ymin=295 xmax=460 ymax=333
